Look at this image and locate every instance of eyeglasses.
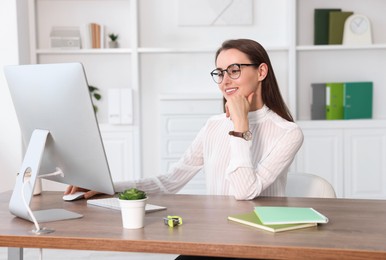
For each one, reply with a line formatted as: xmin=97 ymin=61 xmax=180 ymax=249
xmin=210 ymin=63 xmax=259 ymax=84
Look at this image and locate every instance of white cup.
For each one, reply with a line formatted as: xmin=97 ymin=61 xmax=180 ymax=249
xmin=119 ymin=198 xmax=148 ymax=229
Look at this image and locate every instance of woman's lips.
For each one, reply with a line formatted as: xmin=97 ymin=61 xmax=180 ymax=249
xmin=225 ymin=87 xmax=238 ymax=95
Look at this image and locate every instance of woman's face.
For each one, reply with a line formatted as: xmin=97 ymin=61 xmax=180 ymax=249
xmin=215 ymin=49 xmax=261 ymax=101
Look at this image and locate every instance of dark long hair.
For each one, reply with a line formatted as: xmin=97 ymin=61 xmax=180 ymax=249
xmin=216 ymin=39 xmax=294 ymax=122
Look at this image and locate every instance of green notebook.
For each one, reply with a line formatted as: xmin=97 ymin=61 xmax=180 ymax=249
xmin=228 ymin=211 xmax=317 ymax=233
xmin=328 ymin=11 xmax=354 ymax=44
xmin=314 ymin=8 xmax=341 ymax=45
xmin=254 ymin=207 xmax=329 ymax=225
xmin=344 ymin=82 xmax=373 ymax=119
xmin=326 ymin=82 xmax=344 ymax=120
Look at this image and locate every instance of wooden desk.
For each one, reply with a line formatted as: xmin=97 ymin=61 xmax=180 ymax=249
xmin=1 ymin=191 xmax=386 ymax=259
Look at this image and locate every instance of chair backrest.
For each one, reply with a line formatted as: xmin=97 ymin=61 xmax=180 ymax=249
xmin=286 ymin=172 xmax=336 ymax=198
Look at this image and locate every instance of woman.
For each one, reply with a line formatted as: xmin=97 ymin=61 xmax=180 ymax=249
xmin=65 ymin=39 xmax=303 ymax=201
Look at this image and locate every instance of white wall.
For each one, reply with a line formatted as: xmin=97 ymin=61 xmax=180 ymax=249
xmin=0 ymin=0 xmax=22 ymax=192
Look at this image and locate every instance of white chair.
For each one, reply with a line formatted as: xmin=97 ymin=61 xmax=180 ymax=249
xmin=286 ymin=172 xmax=336 ymax=198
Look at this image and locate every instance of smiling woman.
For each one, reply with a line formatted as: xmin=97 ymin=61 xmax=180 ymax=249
xmin=68 ymin=39 xmax=303 ymax=202
xmin=214 ymin=39 xmax=294 ymax=123
xmin=66 ymin=39 xmax=304 ymax=260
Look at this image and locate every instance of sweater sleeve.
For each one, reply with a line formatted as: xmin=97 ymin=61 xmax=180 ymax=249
xmin=113 ymin=124 xmax=206 ymax=194
xmin=226 ymin=126 xmax=304 ymax=200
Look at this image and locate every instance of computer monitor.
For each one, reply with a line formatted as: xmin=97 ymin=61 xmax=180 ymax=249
xmin=4 ymin=62 xmax=115 ymax=223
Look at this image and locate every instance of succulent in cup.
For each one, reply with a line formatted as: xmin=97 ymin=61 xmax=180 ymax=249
xmin=118 ymin=188 xmax=147 ymax=200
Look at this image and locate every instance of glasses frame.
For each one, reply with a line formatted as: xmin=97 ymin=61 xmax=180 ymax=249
xmin=210 ymin=63 xmax=259 ymax=84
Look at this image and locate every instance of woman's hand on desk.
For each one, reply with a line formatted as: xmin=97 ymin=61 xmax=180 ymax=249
xmin=64 ymin=185 xmax=100 ymax=199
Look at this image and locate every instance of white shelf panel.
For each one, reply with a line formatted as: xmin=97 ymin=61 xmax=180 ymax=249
xmin=297 ymin=44 xmax=386 ymax=51
xmin=138 ymin=46 xmax=290 ymax=54
xmin=36 ymin=49 xmax=133 ymax=54
xmin=298 ymin=119 xmax=386 ymax=129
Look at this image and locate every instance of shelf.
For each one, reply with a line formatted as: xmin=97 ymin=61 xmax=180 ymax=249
xmin=35 ymin=46 xmax=291 ymax=55
xmin=296 ymin=44 xmax=386 ymax=51
xmin=298 ymin=119 xmax=386 ymax=129
xmin=36 ymin=48 xmax=133 ymax=55
xmin=138 ymin=48 xmax=215 ymax=54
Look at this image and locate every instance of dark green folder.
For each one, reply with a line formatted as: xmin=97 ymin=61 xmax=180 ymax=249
xmin=344 ymin=82 xmax=373 ymax=119
xmin=314 ymin=8 xmax=341 ymax=45
xmin=328 ymin=11 xmax=353 ymax=44
xmin=311 ymin=83 xmax=326 ymax=120
xmin=326 ymin=82 xmax=344 ymax=120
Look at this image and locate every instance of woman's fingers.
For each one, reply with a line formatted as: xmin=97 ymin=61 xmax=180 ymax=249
xmin=84 ymin=190 xmax=100 ymax=199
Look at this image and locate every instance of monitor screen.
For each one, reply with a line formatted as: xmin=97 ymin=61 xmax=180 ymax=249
xmin=4 ymin=63 xmax=115 ymax=222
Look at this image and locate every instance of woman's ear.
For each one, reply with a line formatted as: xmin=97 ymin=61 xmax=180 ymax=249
xmin=257 ymin=63 xmax=268 ymax=81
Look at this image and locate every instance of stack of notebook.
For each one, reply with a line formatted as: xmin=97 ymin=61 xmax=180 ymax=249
xmin=228 ymin=206 xmax=328 ymax=233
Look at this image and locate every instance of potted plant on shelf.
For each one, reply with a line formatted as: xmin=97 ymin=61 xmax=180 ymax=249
xmin=108 ymin=33 xmax=119 ymax=48
xmin=118 ymin=188 xmax=148 ymax=229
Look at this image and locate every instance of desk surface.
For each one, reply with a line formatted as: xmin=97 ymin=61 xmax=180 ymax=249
xmin=1 ymin=191 xmax=386 ymax=259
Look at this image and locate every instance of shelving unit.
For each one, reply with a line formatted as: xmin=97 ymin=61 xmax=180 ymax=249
xmin=25 ymin=0 xmax=386 ymax=198
xmin=294 ymin=0 xmax=386 ymax=199
xmin=295 ymin=0 xmax=386 ymax=120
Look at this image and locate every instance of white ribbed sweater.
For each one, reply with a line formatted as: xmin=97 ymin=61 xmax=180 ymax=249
xmin=114 ymin=105 xmax=304 ymax=200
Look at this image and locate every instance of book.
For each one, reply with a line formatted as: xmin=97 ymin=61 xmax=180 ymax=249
xmin=90 ymin=23 xmax=102 ymax=48
xmin=311 ymin=83 xmax=326 ymax=120
xmin=80 ymin=24 xmax=92 ymax=49
xmin=228 ymin=211 xmax=317 ymax=233
xmin=328 ymin=11 xmax=354 ymax=44
xmin=344 ymin=82 xmax=373 ymax=119
xmin=314 ymin=8 xmax=341 ymax=45
xmin=254 ymin=206 xmax=329 ymax=225
xmin=326 ymin=82 xmax=344 ymax=120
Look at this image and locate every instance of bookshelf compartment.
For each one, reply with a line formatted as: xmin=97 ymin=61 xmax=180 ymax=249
xmin=34 ymin=0 xmax=132 ymax=50
xmin=297 ymin=0 xmax=386 ymax=46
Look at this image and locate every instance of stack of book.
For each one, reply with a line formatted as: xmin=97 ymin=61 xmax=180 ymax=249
xmin=311 ymin=81 xmax=373 ymax=120
xmin=314 ymin=8 xmax=353 ymax=45
xmin=228 ymin=206 xmax=328 ymax=233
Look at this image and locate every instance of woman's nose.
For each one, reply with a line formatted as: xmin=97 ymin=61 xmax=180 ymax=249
xmin=222 ymin=71 xmax=232 ymax=83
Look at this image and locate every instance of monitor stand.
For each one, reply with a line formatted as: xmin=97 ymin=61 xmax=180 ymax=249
xmin=9 ymin=129 xmax=83 ymax=225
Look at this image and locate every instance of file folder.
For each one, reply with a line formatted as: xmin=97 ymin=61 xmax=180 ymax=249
xmin=311 ymin=83 xmax=326 ymax=120
xmin=326 ymin=82 xmax=344 ymax=120
xmin=344 ymin=82 xmax=373 ymax=119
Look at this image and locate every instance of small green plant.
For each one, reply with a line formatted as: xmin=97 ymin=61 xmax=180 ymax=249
xmin=108 ymin=33 xmax=119 ymax=42
xmin=88 ymin=85 xmax=102 ymax=113
xmin=118 ymin=188 xmax=147 ymax=200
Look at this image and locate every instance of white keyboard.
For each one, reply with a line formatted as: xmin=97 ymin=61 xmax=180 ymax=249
xmin=87 ymin=197 xmax=166 ymax=213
